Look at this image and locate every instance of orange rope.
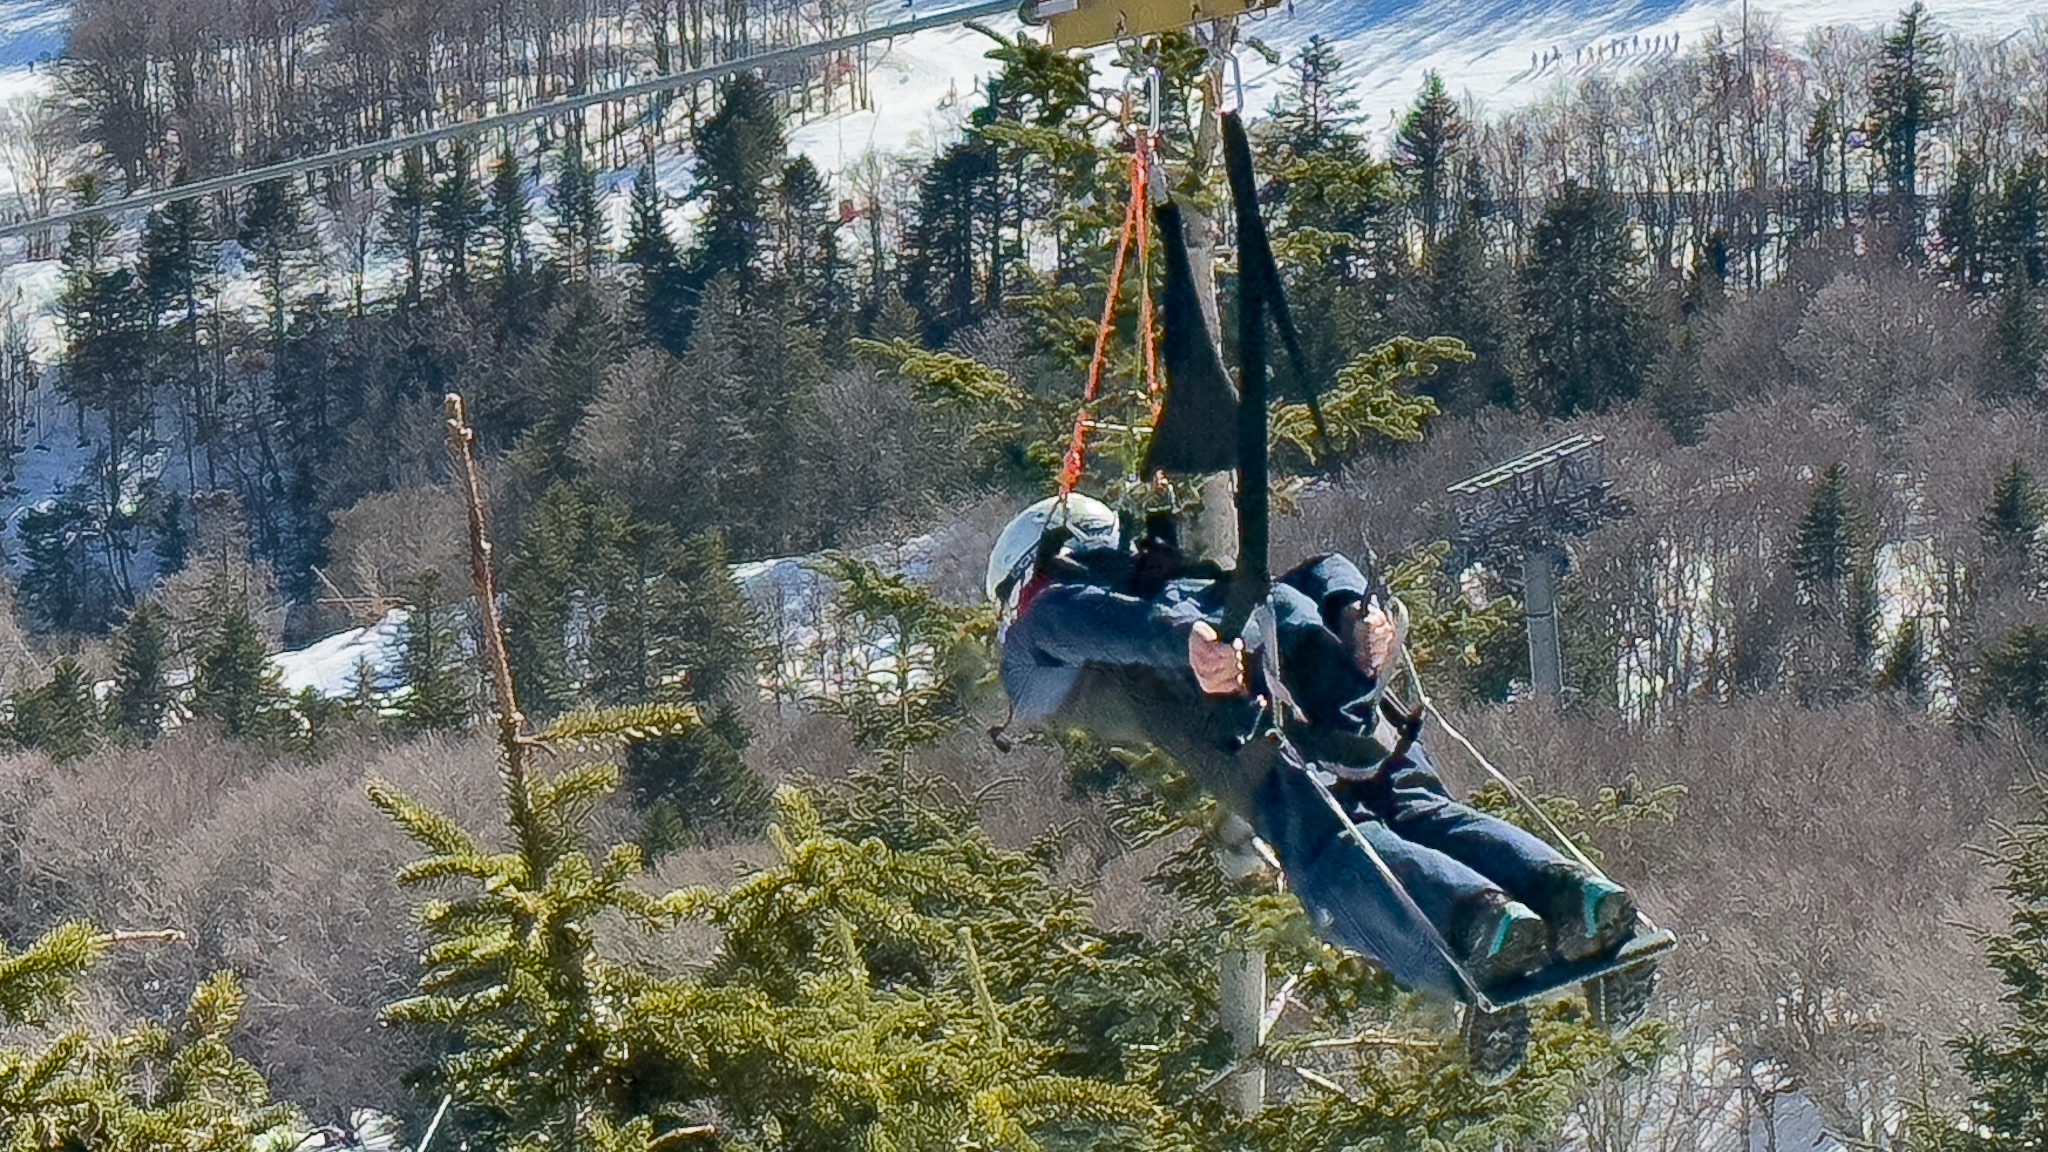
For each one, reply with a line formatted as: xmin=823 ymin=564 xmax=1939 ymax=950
xmin=1058 ymin=145 xmax=1152 ymax=496
xmin=1139 ymin=137 xmax=1161 ymax=419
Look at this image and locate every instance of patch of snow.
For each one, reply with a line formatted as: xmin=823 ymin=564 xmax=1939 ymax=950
xmin=0 ymin=0 xmax=65 ymax=70
xmin=272 ymin=608 xmax=408 ymax=698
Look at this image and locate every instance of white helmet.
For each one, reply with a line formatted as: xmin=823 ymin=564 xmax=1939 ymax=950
xmin=985 ymin=494 xmax=1120 ymax=602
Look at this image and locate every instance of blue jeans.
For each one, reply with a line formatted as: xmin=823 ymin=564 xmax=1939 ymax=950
xmin=1246 ymin=555 xmax=1574 ymax=998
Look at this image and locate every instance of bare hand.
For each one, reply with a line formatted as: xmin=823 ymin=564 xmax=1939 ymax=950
xmin=1189 ymin=621 xmax=1247 ymax=696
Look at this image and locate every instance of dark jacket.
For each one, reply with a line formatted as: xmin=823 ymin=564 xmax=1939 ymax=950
xmin=999 ymin=544 xmax=1273 ymax=816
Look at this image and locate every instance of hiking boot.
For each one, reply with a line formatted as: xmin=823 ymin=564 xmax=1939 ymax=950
xmin=1538 ymin=863 xmax=1638 ymax=963
xmin=1463 ymin=1003 xmax=1531 ymax=1085
xmin=1451 ymin=891 xmax=1548 ymax=990
xmin=1587 ymin=960 xmax=1659 ymax=1035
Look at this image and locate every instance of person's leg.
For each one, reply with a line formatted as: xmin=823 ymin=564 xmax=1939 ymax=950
xmin=1253 ymin=761 xmax=1543 ymax=996
xmin=1371 ymin=742 xmax=1572 ymax=899
xmin=1370 ymin=742 xmax=1639 ymax=962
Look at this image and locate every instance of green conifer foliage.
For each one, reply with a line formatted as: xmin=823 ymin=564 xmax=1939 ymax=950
xmin=189 ymin=589 xmax=285 ymax=739
xmin=1939 ymin=153 xmax=1988 ymax=290
xmin=1790 ymin=463 xmax=1883 ymax=690
xmin=1988 ymin=281 xmax=2047 ymax=400
xmin=1909 ymin=791 xmax=2048 ymax=1151
xmin=508 ymin=287 xmax=618 ymax=495
xmin=239 ymin=173 xmax=309 ymax=350
xmin=0 ymin=926 xmax=292 ymax=1150
xmin=17 ymin=499 xmax=102 ymax=634
xmin=505 ymin=483 xmax=599 ymax=719
xmin=622 ymin=159 xmax=691 ymax=355
xmin=1982 ymin=459 xmax=2046 ymax=561
xmin=1867 ymin=1 xmax=1952 ymax=249
xmin=8 ymin=658 xmax=100 ymax=762
xmin=549 ymin=131 xmax=607 ymax=277
xmin=1394 ymin=70 xmax=1468 ymax=251
xmin=1793 ymin=463 xmax=1871 ymax=597
xmin=396 ymin=571 xmax=475 ymax=735
xmin=109 ymin=602 xmax=172 ymax=740
xmin=429 ymin=139 xmax=490 ymax=292
xmin=486 ymin=143 xmax=532 ymax=279
xmin=1516 ymin=182 xmax=1655 ymax=417
xmin=1396 ymin=206 xmax=1517 ymax=413
xmin=686 ymin=73 xmax=787 ymax=299
xmin=1992 ymin=157 xmax=2047 ymax=287
xmin=1971 ymin=625 xmax=2048 ymax=740
xmin=385 ymin=150 xmax=433 ymax=308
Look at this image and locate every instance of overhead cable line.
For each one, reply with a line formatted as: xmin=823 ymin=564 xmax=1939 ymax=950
xmin=0 ymin=0 xmax=1019 ymax=242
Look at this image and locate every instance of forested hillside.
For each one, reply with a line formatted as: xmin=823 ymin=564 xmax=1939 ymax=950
xmin=3 ymin=1 xmax=2048 ymax=1149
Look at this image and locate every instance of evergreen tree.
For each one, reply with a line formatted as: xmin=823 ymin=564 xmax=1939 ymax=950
xmin=607 ymin=529 xmax=765 ymax=839
xmin=622 ymin=159 xmax=691 ymax=355
xmin=1988 ymin=280 xmax=2047 ymax=400
xmin=57 ymin=174 xmax=151 ymax=507
xmin=1909 ymin=789 xmax=2048 ymax=1152
xmin=1396 ymin=206 xmax=1515 ymax=412
xmin=1938 ymin=153 xmax=1988 ymax=291
xmin=1516 ymin=182 xmax=1655 ymax=416
xmin=902 ymin=138 xmax=1001 ymax=343
xmin=17 ymin=498 xmax=103 ymax=634
xmin=155 ymin=493 xmax=189 ymax=577
xmin=428 ymin=139 xmax=490 ymax=293
xmin=1867 ymin=1 xmax=1951 ymax=249
xmin=486 ymin=143 xmax=532 ymax=278
xmin=505 ymin=483 xmax=599 ymax=719
xmin=1972 ymin=625 xmax=2048 ymax=739
xmin=1394 ymin=70 xmax=1468 ymax=251
xmin=669 ymin=283 xmax=826 ymax=553
xmin=1874 ymin=618 xmax=1927 ymax=702
xmin=1792 ymin=463 xmax=1870 ymax=600
xmin=1991 ymin=157 xmax=2047 ymax=287
xmin=396 ymin=571 xmax=474 ymax=735
xmin=1983 ymin=459 xmax=2047 ymax=556
xmin=239 ymin=173 xmax=309 ymax=353
xmin=507 ymin=288 xmax=617 ymax=495
xmin=548 ymin=130 xmax=606 ymax=276
xmin=139 ymin=180 xmax=205 ymax=318
xmin=190 ymin=590 xmax=284 ymax=739
xmin=108 ymin=601 xmax=172 ymax=740
xmin=1789 ymin=463 xmax=1881 ymax=695
xmin=685 ymin=73 xmax=787 ymax=300
xmin=1266 ymin=35 xmax=1362 ymax=163
xmin=770 ymin=156 xmax=839 ymax=328
xmin=9 ymin=658 xmax=100 ymax=761
xmin=385 ymin=149 xmax=432 ymax=308
xmin=139 ymin=182 xmax=214 ymax=471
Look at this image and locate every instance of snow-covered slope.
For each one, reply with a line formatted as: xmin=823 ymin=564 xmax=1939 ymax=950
xmin=0 ymin=0 xmax=64 ymax=73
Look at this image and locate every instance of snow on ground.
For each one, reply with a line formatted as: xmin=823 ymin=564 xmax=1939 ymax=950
xmin=0 ymin=0 xmax=65 ymax=70
xmin=272 ymin=607 xmax=408 ymax=698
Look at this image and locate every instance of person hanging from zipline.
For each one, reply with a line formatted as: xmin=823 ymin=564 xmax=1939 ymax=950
xmin=995 ymin=77 xmax=1663 ymax=1079
xmin=985 ymin=494 xmax=1657 ymax=1076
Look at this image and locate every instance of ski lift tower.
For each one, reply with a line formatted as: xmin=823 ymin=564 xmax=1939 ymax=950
xmin=1448 ymin=434 xmax=1628 ymax=701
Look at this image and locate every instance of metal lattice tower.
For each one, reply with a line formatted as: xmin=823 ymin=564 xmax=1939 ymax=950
xmin=1448 ymin=434 xmax=1629 ymax=700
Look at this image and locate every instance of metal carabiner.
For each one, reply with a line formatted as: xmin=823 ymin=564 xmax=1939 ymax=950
xmin=1146 ymin=63 xmax=1162 ymax=137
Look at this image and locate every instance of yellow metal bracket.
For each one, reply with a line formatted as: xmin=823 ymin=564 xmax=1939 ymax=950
xmin=1023 ymin=0 xmax=1284 ymax=51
